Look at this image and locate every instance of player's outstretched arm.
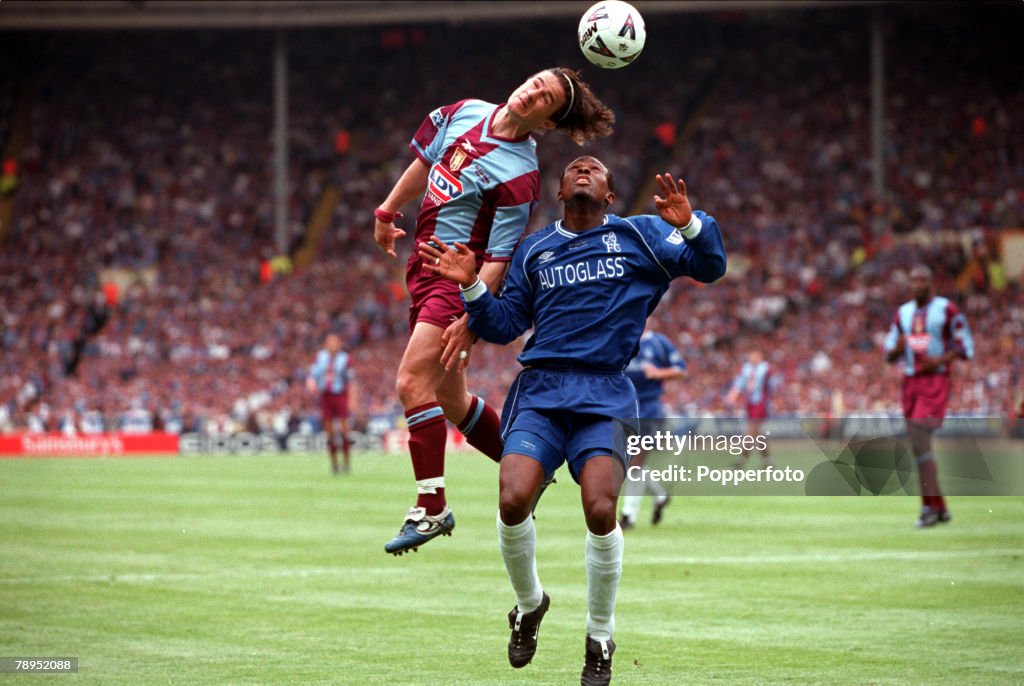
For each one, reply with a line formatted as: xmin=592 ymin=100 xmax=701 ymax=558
xmin=651 ymin=173 xmax=726 ymax=283
xmin=437 ymin=260 xmax=510 ymax=371
xmin=420 ymin=235 xmax=533 ymax=345
xmin=374 ymin=159 xmax=429 ymax=258
xmin=644 ymin=364 xmax=686 ymax=381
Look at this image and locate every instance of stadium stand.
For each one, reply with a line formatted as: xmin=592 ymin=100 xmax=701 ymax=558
xmin=0 ymin=6 xmax=1021 ymax=437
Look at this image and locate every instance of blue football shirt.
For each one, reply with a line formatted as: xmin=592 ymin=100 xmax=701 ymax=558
xmin=625 ymin=331 xmax=687 ymax=410
xmin=462 ymin=211 xmax=725 ymax=370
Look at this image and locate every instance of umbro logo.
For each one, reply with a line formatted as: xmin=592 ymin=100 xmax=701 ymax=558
xmin=537 ymin=251 xmax=555 ymax=263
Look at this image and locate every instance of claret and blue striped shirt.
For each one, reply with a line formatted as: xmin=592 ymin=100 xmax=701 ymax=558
xmin=410 ymin=99 xmax=539 ymax=264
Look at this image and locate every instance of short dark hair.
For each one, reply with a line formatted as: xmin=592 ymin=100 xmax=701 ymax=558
xmin=559 ymin=156 xmax=615 ymax=193
xmin=547 ymin=67 xmax=615 ymax=146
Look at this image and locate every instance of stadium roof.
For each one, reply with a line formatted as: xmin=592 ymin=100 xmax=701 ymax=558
xmin=1 ymin=0 xmax=878 ymax=31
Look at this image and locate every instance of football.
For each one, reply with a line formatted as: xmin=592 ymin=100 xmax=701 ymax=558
xmin=577 ymin=1 xmax=646 ymax=69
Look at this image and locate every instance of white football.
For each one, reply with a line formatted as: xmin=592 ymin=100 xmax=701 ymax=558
xmin=578 ymin=1 xmax=646 ymax=69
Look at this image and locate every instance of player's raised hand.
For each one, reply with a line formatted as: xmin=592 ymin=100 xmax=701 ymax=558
xmin=374 ymin=214 xmax=406 ymax=259
xmin=418 ymin=235 xmax=477 ymax=288
xmin=653 ymin=173 xmax=693 ymax=229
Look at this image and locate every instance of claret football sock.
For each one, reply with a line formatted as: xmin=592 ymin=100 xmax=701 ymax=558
xmin=916 ymin=452 xmax=945 ymax=510
xmin=406 ymin=403 xmax=448 ymax=514
xmin=458 ymin=395 xmax=504 ymax=463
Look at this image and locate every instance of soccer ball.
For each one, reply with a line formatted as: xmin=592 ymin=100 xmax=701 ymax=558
xmin=577 ymin=1 xmax=646 ymax=69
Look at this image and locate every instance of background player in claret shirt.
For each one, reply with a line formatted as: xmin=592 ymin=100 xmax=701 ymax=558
xmin=619 ymin=320 xmax=686 ymax=530
xmin=885 ymin=264 xmax=974 ymax=528
xmin=726 ymin=349 xmax=775 ymax=468
xmin=374 ymin=68 xmax=614 ymax=555
xmin=306 ymin=334 xmax=356 ymax=475
xmin=419 ymin=156 xmax=725 ymax=685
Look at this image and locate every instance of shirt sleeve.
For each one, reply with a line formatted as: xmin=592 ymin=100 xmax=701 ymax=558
xmin=409 ymin=100 xmax=467 ymax=166
xmin=883 ymin=312 xmax=903 ymax=353
xmin=660 ymin=335 xmax=687 ymax=371
xmin=629 ymin=212 xmax=727 ymax=284
xmin=731 ymin=365 xmax=749 ymax=393
xmin=946 ymin=302 xmax=975 ymax=360
xmin=484 ymin=172 xmax=539 ymax=262
xmin=462 ymin=243 xmax=535 ymax=344
xmin=309 ymin=353 xmax=324 ymax=383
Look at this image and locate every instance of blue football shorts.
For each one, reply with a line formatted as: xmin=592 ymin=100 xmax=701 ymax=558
xmin=500 ymin=367 xmax=639 ymax=483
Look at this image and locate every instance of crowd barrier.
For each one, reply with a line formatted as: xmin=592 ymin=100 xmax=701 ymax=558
xmin=0 ymin=420 xmax=1015 ymax=457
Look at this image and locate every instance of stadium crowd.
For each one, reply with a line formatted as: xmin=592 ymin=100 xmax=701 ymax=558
xmin=1 ymin=6 xmax=1021 ymax=436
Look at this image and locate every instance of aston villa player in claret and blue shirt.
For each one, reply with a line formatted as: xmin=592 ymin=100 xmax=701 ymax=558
xmin=373 ymin=69 xmax=615 ymax=557
xmin=418 ymin=156 xmax=725 ymax=685
xmin=885 ymin=264 xmax=974 ymax=528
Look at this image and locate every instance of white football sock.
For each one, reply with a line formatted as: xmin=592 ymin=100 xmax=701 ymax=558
xmin=585 ymin=524 xmax=624 ymax=641
xmin=619 ymin=494 xmax=641 ymax=519
xmin=647 ymin=478 xmax=668 ymax=501
xmin=497 ymin=513 xmax=543 ymax=613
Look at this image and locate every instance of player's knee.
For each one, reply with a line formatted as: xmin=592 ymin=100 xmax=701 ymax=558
xmin=582 ymin=494 xmax=617 ymax=534
xmin=395 ymin=370 xmax=429 ymax=407
xmin=498 ymin=481 xmax=534 ymax=524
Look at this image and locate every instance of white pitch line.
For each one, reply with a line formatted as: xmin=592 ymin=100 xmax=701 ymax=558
xmin=1 ymin=548 xmax=1020 ymax=585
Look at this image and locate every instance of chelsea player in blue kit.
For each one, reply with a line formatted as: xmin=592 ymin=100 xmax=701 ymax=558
xmin=619 ymin=323 xmax=687 ymax=530
xmin=419 ymin=156 xmax=726 ymax=685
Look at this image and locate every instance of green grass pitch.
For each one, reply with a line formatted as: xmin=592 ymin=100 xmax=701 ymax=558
xmin=1 ymin=449 xmax=1022 ymax=684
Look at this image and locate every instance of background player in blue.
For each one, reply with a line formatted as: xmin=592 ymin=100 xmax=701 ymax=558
xmin=418 ymin=156 xmax=726 ymax=685
xmin=619 ymin=321 xmax=686 ymax=530
xmin=374 ymin=69 xmax=614 ymax=556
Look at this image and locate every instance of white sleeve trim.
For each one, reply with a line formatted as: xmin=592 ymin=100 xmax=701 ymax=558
xmin=678 ymin=214 xmax=703 ymax=240
xmin=460 ymin=278 xmax=488 ymax=302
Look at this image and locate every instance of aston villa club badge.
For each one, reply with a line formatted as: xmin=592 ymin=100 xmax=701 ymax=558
xmin=450 ymin=149 xmax=467 ymax=172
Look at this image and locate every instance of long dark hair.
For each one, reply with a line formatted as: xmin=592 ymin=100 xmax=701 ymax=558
xmin=548 ymin=67 xmax=615 ymax=146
